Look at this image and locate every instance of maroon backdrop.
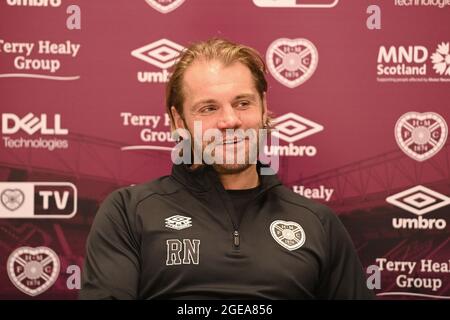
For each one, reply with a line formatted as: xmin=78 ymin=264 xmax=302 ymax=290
xmin=1 ymin=0 xmax=449 ymax=299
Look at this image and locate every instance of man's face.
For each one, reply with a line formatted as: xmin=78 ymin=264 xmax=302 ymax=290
xmin=171 ymin=60 xmax=267 ymax=174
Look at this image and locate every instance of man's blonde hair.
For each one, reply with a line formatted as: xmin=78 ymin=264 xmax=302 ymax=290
xmin=165 ymin=38 xmax=270 ymax=126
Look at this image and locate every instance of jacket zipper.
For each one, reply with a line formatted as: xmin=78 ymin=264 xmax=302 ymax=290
xmin=229 ymin=189 xmax=274 ymax=250
xmin=216 ymin=182 xmax=280 ymax=250
xmin=233 ymin=230 xmax=240 ymax=248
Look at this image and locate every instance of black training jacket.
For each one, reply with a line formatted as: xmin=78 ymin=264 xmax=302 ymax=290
xmin=79 ymin=163 xmax=374 ymax=299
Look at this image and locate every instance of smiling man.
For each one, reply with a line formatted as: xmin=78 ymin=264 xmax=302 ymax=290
xmin=169 ymin=50 xmax=268 ymax=188
xmin=79 ymin=38 xmax=374 ymax=300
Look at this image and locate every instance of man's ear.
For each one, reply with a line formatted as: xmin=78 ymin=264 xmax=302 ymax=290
xmin=170 ymin=106 xmax=186 ymax=131
xmin=262 ymin=92 xmax=268 ymax=126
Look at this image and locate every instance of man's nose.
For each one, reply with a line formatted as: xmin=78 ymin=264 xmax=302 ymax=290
xmin=217 ymin=105 xmax=242 ymax=129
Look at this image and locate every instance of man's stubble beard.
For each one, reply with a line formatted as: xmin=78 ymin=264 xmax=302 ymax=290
xmin=212 ymin=158 xmax=252 ymax=175
xmin=187 ymin=120 xmax=264 ymax=175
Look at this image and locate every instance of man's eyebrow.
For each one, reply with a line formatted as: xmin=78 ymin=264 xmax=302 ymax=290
xmin=191 ymin=94 xmax=258 ymax=110
xmin=233 ymin=94 xmax=257 ymax=101
xmin=191 ymin=99 xmax=218 ymax=110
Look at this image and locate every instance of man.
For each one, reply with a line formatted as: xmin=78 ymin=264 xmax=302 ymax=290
xmin=79 ymin=38 xmax=373 ymax=299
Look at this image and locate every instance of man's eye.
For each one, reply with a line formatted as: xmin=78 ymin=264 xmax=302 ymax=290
xmin=200 ymin=106 xmax=216 ymax=113
xmin=236 ymin=101 xmax=250 ymax=108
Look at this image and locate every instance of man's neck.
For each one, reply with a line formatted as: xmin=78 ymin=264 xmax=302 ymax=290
xmin=218 ymin=164 xmax=259 ymax=190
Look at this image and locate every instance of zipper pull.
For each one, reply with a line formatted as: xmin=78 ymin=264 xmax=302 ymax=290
xmin=233 ymin=230 xmax=240 ymax=248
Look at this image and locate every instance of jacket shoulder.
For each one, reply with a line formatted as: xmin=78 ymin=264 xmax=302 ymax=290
xmin=272 ymin=185 xmax=337 ymax=226
xmin=97 ymin=175 xmax=181 ymax=221
xmin=111 ymin=174 xmax=180 ymax=202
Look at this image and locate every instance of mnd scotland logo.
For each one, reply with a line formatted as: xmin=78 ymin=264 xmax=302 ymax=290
xmin=377 ymin=42 xmax=450 ymax=83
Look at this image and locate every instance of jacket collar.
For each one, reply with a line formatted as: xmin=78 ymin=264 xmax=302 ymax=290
xmin=171 ymin=162 xmax=282 ymax=194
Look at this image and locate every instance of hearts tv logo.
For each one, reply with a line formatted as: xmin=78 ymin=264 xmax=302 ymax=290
xmin=1 ymin=189 xmax=25 ymax=211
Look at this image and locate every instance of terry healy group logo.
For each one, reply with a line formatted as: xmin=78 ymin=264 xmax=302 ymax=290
xmin=266 ymin=38 xmax=318 ymax=88
xmin=395 ymin=112 xmax=448 ymax=162
xmin=376 ymin=42 xmax=450 ymax=82
xmin=254 ymin=0 xmax=339 ymax=8
xmin=374 ymin=257 xmax=449 ymax=298
xmin=1 ymin=113 xmax=69 ymax=150
xmin=292 ymin=185 xmax=334 ymax=202
xmin=0 ymin=182 xmax=77 ymax=218
xmin=145 ymin=0 xmax=186 ymax=13
xmin=0 ymin=39 xmax=80 ymax=81
xmin=7 ymin=246 xmax=60 ymax=297
xmin=120 ymin=112 xmax=174 ymax=151
xmin=131 ymin=38 xmax=185 ymax=83
xmin=386 ymin=185 xmax=449 ymax=230
xmin=266 ymin=112 xmax=323 ymax=157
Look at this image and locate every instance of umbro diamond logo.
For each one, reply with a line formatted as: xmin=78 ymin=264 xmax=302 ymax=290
xmin=271 ymin=112 xmax=323 ymax=143
xmin=131 ymin=39 xmax=185 ymax=69
xmin=165 ymin=215 xmax=192 ymax=230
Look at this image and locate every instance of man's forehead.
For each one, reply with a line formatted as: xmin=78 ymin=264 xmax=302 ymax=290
xmin=184 ymin=60 xmax=252 ymax=81
xmin=181 ymin=60 xmax=257 ymax=101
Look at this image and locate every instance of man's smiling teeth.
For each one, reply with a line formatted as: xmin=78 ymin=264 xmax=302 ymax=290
xmin=223 ymin=138 xmax=244 ymax=145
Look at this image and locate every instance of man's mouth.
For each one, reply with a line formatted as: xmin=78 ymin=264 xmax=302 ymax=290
xmin=222 ymin=137 xmax=245 ymax=145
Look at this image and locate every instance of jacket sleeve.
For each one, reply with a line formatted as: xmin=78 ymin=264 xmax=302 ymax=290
xmin=317 ymin=211 xmax=375 ymax=299
xmin=79 ymin=189 xmax=141 ymax=300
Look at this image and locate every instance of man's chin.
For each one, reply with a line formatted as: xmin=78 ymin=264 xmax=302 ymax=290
xmin=212 ymin=163 xmax=252 ymax=175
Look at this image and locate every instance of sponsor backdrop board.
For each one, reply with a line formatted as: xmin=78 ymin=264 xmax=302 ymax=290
xmin=0 ymin=0 xmax=449 ymax=299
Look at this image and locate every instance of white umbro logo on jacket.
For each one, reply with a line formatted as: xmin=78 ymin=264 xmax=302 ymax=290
xmin=165 ymin=215 xmax=192 ymax=230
